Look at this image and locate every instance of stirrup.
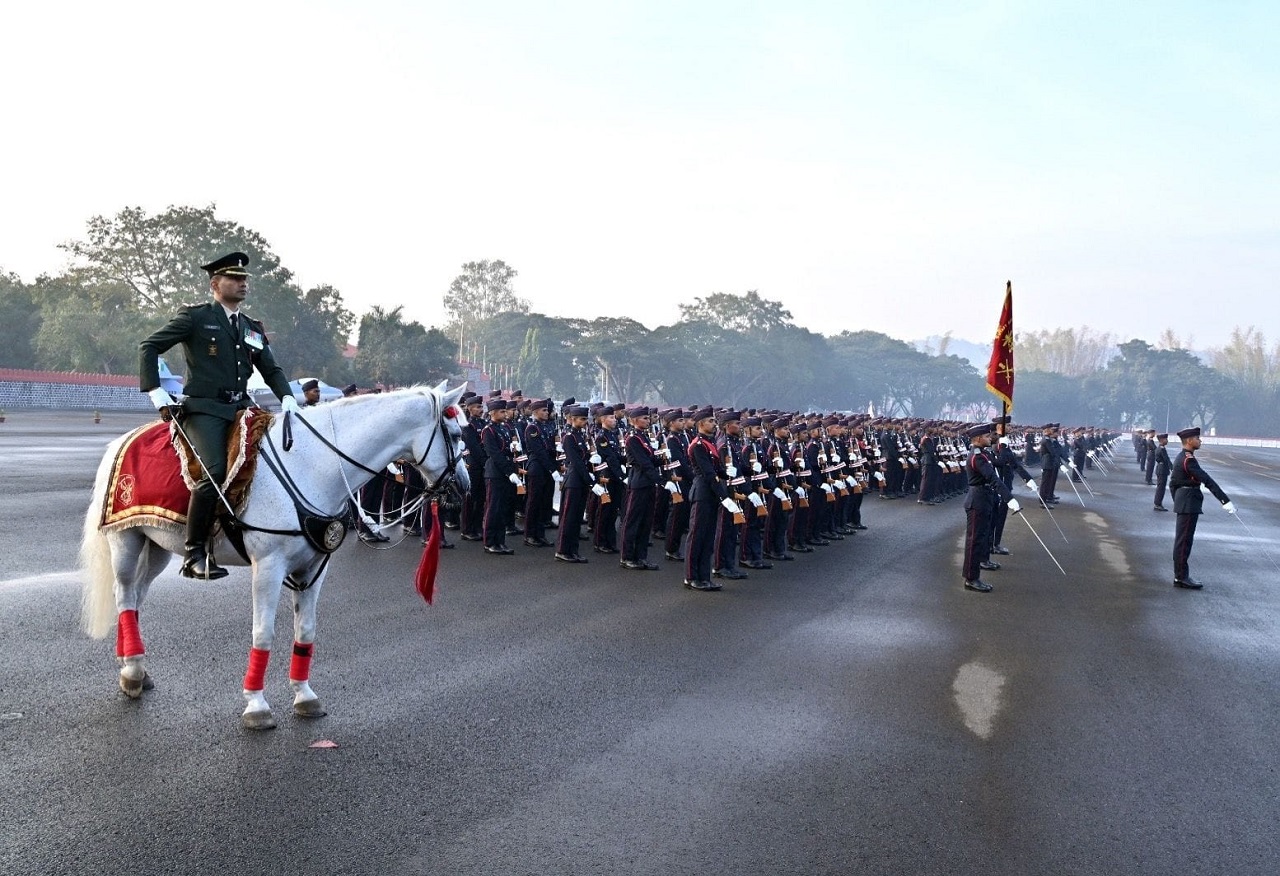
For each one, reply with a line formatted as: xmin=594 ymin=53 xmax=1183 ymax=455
xmin=181 ymin=548 xmax=228 ymax=580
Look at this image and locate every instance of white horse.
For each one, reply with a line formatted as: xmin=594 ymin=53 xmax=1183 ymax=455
xmin=80 ymin=382 xmax=469 ymax=729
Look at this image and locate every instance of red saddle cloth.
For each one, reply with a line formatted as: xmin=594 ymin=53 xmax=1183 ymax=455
xmin=99 ymin=411 xmax=271 ymax=532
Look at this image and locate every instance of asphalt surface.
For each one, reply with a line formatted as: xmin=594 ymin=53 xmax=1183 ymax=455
xmin=2 ymin=411 xmax=1279 ymax=875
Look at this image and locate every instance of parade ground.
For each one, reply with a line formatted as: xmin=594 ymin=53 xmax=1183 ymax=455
xmin=2 ymin=411 xmax=1280 ymax=875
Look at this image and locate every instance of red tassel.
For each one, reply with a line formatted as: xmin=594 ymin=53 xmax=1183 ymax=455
xmin=415 ymin=503 xmax=442 ymax=604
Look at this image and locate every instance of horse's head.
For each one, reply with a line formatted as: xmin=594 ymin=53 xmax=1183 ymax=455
xmin=410 ymin=383 xmax=469 ymax=499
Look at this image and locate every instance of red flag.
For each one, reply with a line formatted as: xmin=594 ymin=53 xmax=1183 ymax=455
xmin=414 ymin=502 xmax=441 ymax=604
xmin=985 ymin=281 xmax=1014 ymax=409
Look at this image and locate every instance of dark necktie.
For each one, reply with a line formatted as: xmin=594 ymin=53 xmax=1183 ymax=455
xmin=230 ymin=313 xmax=239 ymax=335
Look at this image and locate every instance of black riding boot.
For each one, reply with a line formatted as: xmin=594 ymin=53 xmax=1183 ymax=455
xmin=182 ymin=487 xmax=228 ymax=580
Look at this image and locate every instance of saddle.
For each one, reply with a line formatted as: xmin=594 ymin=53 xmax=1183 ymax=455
xmin=100 ymin=410 xmax=273 ymax=533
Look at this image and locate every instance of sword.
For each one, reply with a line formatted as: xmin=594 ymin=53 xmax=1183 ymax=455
xmin=1040 ymin=496 xmax=1068 ymax=543
xmin=169 ymin=414 xmax=237 ymax=517
xmin=1061 ymin=465 xmax=1086 ymax=506
xmin=1230 ymin=512 xmax=1280 ymax=575
xmin=1016 ymin=508 xmax=1066 ymax=575
xmin=1086 ymin=450 xmax=1109 ymax=476
xmin=1073 ymin=465 xmax=1096 ymax=498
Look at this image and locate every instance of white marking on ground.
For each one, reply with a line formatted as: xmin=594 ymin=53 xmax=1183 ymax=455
xmin=952 ymin=661 xmax=1005 ymax=739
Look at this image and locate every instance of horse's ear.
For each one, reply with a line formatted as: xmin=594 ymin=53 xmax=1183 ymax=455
xmin=433 ymin=379 xmax=448 ymax=394
xmin=441 ymin=384 xmax=467 ymax=410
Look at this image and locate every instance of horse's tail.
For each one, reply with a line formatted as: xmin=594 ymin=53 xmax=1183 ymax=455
xmin=80 ymin=438 xmax=120 ymax=639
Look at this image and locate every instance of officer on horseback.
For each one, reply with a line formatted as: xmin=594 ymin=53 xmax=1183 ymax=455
xmin=139 ymin=252 xmax=299 ymax=579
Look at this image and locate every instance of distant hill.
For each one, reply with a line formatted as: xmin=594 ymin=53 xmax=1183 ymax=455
xmin=913 ymin=336 xmax=989 ymax=370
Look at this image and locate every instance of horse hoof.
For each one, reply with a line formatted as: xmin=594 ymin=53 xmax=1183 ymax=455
xmin=119 ymin=674 xmax=145 ymax=699
xmin=141 ymin=673 xmax=154 ymax=691
xmin=242 ymin=709 xmax=277 ymax=731
xmin=293 ymin=699 xmax=327 ymax=719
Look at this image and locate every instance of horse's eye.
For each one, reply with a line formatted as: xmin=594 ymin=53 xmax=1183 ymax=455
xmin=444 ymin=406 xmax=458 ymax=419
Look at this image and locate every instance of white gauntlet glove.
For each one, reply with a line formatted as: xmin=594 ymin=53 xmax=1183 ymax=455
xmin=721 ymin=497 xmax=741 ymax=514
xmin=148 ymin=387 xmax=175 ymax=410
xmin=508 ymin=473 xmax=521 ymax=485
xmin=773 ymin=456 xmax=785 ymax=469
xmin=591 ymin=483 xmax=607 ymax=496
xmin=1008 ymin=498 xmax=1022 ymax=514
xmin=386 ymin=462 xmax=402 ymax=476
xmin=773 ymin=487 xmax=787 ymax=501
xmin=589 ymin=453 xmax=602 ymax=465
xmin=280 ymin=395 xmax=301 ymax=414
xmin=748 ymin=492 xmax=764 ymax=508
xmin=552 ymin=471 xmax=563 ymax=483
xmin=725 ymin=464 xmax=737 ymax=478
xmin=1026 ymin=479 xmax=1038 ymax=492
xmin=1223 ymin=500 xmax=1237 ymax=514
xmin=665 ymin=481 xmax=680 ymax=494
xmin=1059 ymin=464 xmax=1069 ymax=474
xmin=751 ymin=461 xmax=763 ymax=474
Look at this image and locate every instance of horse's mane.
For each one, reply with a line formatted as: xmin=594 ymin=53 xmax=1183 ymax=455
xmin=317 ymin=385 xmax=438 ymax=412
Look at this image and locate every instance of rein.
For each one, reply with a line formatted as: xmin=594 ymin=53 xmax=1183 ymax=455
xmin=220 ymin=395 xmax=462 ymax=588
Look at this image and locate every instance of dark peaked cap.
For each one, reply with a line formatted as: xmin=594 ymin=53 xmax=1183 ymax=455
xmin=201 ymin=252 xmax=250 ymax=278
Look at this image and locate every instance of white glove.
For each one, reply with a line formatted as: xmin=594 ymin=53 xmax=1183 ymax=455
xmin=591 ymin=483 xmax=607 ymax=496
xmin=773 ymin=456 xmax=785 ymax=469
xmin=821 ymin=483 xmax=834 ymax=494
xmin=622 ymin=477 xmax=629 ymax=486
xmin=874 ymin=472 xmax=885 ymax=482
xmin=818 ymin=453 xmax=828 ymax=463
xmin=510 ymin=440 xmax=520 ymax=452
xmin=773 ymin=487 xmax=787 ymax=501
xmin=1223 ymin=501 xmax=1237 ymax=514
xmin=589 ymin=453 xmax=602 ymax=465
xmin=721 ymin=497 xmax=741 ymax=514
xmin=725 ymin=464 xmax=737 ymax=478
xmin=937 ymin=462 xmax=945 ymax=469
xmin=1060 ymin=464 xmax=1069 ymax=474
xmin=281 ymin=395 xmax=301 ymax=414
xmin=665 ymin=481 xmax=680 ymax=494
xmin=386 ymin=462 xmax=402 ymax=476
xmin=1026 ymin=479 xmax=1038 ymax=492
xmin=751 ymin=461 xmax=763 ymax=474
xmin=555 ymin=442 xmax=563 ymax=452
xmin=508 ymin=473 xmax=521 ymax=485
xmin=998 ymin=436 xmax=1010 ymax=446
xmin=1069 ymin=461 xmax=1078 ymax=469
xmin=1008 ymin=498 xmax=1022 ymax=514
xmin=148 ymin=387 xmax=175 ymax=410
xmin=552 ymin=471 xmax=563 ymax=483
xmin=832 ymin=454 xmax=842 ymax=464
xmin=796 ymin=488 xmax=808 ymax=500
xmin=748 ymin=492 xmax=764 ymax=507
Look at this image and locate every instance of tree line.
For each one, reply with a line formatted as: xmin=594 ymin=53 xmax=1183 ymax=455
xmin=2 ymin=205 xmax=1278 ymax=434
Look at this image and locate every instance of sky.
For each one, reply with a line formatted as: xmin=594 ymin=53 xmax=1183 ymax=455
xmin=3 ymin=0 xmax=1278 ymax=350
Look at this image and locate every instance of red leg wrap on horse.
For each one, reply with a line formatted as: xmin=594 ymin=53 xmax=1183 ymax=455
xmin=243 ymin=647 xmax=270 ymax=691
xmin=289 ymin=642 xmax=314 ymax=682
xmin=116 ymin=609 xmax=144 ymax=658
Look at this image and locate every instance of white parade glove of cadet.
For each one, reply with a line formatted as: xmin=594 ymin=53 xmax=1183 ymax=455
xmin=386 ymin=462 xmax=402 ymax=476
xmin=591 ymin=483 xmax=607 ymax=496
xmin=773 ymin=487 xmax=787 ymax=501
xmin=725 ymin=464 xmax=738 ymax=478
xmin=589 ymin=452 xmax=602 ymax=465
xmin=1223 ymin=500 xmax=1237 ymax=514
xmin=665 ymin=481 xmax=680 ymax=494
xmin=508 ymin=473 xmax=521 ymax=485
xmin=148 ymin=387 xmax=175 ymax=410
xmin=1026 ymin=479 xmax=1038 ymax=492
xmin=1059 ymin=464 xmax=1069 ymax=474
xmin=552 ymin=471 xmax=563 ymax=483
xmin=751 ymin=461 xmax=763 ymax=474
xmin=720 ymin=497 xmax=741 ymax=514
xmin=280 ymin=395 xmax=301 ymax=414
xmin=1008 ymin=498 xmax=1022 ymax=514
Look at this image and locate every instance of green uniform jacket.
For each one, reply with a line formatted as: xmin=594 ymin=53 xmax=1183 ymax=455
xmin=140 ymin=301 xmax=293 ymax=421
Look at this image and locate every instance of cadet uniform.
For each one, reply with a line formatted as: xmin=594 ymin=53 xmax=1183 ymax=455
xmin=961 ymin=423 xmax=1013 ymax=593
xmin=1152 ymin=433 xmax=1172 ymax=511
xmin=1169 ymin=427 xmax=1233 ymax=588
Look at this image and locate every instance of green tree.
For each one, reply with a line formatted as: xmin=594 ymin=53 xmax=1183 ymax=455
xmin=0 ymin=271 xmax=41 ymax=368
xmin=353 ymin=306 xmax=455 ymax=388
xmin=444 ymin=259 xmax=528 ymax=342
xmin=677 ymin=290 xmax=794 ymax=335
xmin=30 ymin=273 xmax=159 ymax=373
xmin=53 ymin=204 xmax=350 ymax=377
